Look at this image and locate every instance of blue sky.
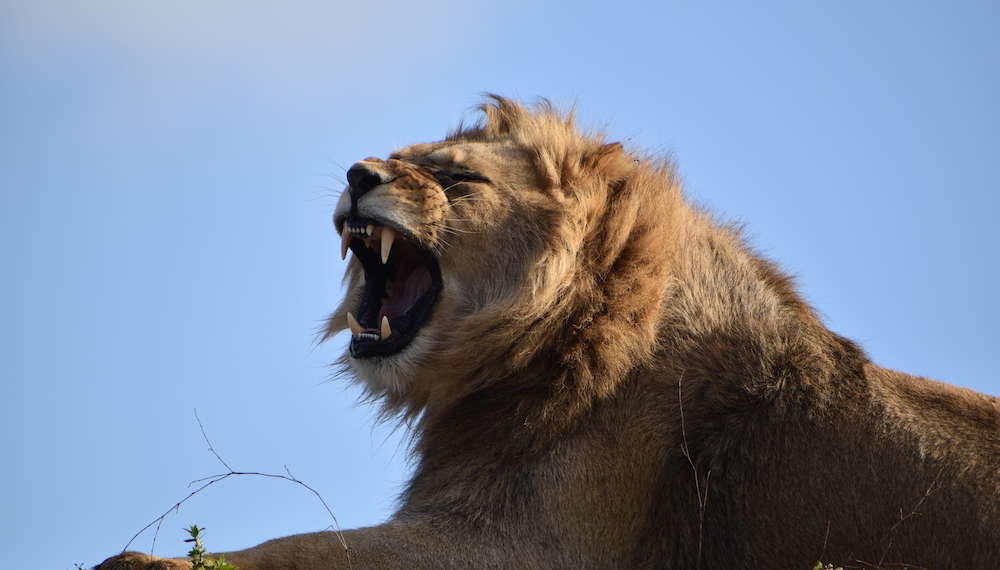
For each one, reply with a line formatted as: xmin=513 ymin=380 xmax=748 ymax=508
xmin=2 ymin=1 xmax=997 ymax=567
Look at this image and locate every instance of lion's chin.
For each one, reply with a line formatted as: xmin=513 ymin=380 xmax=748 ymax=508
xmin=339 ymin=218 xmax=443 ymax=360
xmin=347 ymin=331 xmax=435 ymax=395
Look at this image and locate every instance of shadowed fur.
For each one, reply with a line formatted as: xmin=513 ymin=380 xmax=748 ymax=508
xmin=100 ymin=96 xmax=999 ymax=570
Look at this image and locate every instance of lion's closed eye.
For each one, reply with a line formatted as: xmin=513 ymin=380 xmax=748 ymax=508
xmin=431 ymin=169 xmax=492 ymax=190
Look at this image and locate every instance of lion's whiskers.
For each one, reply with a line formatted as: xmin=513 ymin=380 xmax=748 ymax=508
xmin=445 ymin=191 xmax=488 ymax=209
xmin=434 ymin=222 xmax=478 ymax=236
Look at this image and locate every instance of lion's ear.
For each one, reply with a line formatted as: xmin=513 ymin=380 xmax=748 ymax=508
xmin=601 ymin=142 xmax=623 ymax=154
xmin=583 ymin=142 xmax=628 ymax=177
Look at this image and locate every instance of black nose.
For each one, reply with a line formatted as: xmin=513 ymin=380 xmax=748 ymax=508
xmin=346 ymin=163 xmax=384 ymax=199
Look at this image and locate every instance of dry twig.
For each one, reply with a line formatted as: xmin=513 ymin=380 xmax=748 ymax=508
xmin=121 ymin=410 xmax=351 ymax=568
xmin=875 ymin=467 xmax=945 ymax=568
xmin=677 ymin=373 xmax=711 ymax=570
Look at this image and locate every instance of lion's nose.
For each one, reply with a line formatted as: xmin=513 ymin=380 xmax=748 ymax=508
xmin=347 ymin=161 xmax=385 ymax=200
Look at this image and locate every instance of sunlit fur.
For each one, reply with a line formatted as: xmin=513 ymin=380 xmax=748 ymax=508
xmin=100 ymin=97 xmax=999 ymax=570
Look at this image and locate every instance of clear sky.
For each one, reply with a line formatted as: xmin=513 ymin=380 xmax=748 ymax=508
xmin=2 ymin=1 xmax=997 ymax=568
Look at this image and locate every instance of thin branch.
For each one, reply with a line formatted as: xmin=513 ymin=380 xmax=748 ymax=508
xmin=122 ymin=472 xmax=239 ymax=553
xmin=677 ymin=372 xmax=709 ymax=570
xmin=876 ymin=467 xmax=944 ymax=567
xmin=195 ymin=409 xmax=232 ymax=472
xmin=150 ymin=516 xmax=164 ymax=556
xmin=819 ymin=518 xmax=831 ymax=565
xmin=122 ymin=410 xmax=352 ymax=568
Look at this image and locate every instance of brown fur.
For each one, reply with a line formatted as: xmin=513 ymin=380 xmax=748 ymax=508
xmin=100 ymin=97 xmax=999 ymax=570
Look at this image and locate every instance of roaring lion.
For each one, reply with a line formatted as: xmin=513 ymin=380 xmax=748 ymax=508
xmin=100 ymin=97 xmax=999 ymax=570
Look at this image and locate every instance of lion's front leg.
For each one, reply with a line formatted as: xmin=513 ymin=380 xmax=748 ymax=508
xmin=94 ymin=530 xmax=352 ymax=570
xmin=99 ymin=522 xmax=542 ymax=570
xmin=95 ymin=552 xmax=192 ymax=569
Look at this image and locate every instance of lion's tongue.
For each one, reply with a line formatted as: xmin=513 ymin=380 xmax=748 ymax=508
xmin=378 ymin=261 xmax=432 ymax=322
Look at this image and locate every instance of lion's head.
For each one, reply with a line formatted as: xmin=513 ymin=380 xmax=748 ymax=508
xmin=326 ymin=96 xmax=684 ymax=423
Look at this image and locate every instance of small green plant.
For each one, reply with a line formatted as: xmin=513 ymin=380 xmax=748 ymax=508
xmin=185 ymin=525 xmax=237 ymax=570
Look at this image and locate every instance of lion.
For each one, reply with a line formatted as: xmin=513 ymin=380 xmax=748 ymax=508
xmin=100 ymin=96 xmax=999 ymax=570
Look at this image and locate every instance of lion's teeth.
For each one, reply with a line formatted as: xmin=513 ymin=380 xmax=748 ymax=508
xmin=381 ymin=226 xmax=395 ymax=264
xmin=380 ymin=316 xmax=392 ymax=339
xmin=340 ymin=225 xmax=352 ymax=260
xmin=366 ymin=224 xmax=374 ymax=237
xmin=346 ymin=312 xmax=362 ymax=335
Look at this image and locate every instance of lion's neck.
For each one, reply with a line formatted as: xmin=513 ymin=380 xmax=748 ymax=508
xmin=657 ymin=209 xmax=867 ymax=397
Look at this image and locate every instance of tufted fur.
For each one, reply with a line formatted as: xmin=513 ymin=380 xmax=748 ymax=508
xmin=100 ymin=97 xmax=999 ymax=570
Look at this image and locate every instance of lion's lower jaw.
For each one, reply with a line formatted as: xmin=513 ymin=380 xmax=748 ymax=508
xmin=349 ymin=332 xmax=435 ymax=397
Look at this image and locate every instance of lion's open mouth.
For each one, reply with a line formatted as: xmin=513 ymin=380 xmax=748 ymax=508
xmin=340 ymin=217 xmax=442 ymax=358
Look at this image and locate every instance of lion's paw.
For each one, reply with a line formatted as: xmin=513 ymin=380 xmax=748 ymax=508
xmin=95 ymin=552 xmax=192 ymax=570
